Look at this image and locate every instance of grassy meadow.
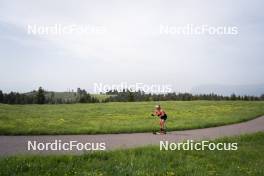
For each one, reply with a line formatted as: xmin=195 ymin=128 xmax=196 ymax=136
xmin=0 ymin=132 xmax=263 ymax=176
xmin=0 ymin=101 xmax=264 ymax=135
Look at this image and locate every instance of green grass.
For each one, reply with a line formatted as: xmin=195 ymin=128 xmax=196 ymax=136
xmin=0 ymin=101 xmax=264 ymax=135
xmin=1 ymin=132 xmax=264 ymax=176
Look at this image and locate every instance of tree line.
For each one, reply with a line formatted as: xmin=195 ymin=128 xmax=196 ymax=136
xmin=103 ymin=89 xmax=264 ymax=102
xmin=0 ymin=88 xmax=264 ymax=104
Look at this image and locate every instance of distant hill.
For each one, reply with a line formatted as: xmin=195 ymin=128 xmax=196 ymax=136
xmin=24 ymin=91 xmax=111 ymax=102
xmin=191 ymin=84 xmax=264 ymax=96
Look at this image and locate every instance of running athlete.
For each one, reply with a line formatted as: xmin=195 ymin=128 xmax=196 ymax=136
xmin=151 ymin=105 xmax=167 ymax=134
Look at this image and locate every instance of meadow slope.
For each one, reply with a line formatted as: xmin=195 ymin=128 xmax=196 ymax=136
xmin=0 ymin=101 xmax=264 ymax=135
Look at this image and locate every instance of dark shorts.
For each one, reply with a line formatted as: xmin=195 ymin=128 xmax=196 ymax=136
xmin=160 ymin=114 xmax=167 ymax=121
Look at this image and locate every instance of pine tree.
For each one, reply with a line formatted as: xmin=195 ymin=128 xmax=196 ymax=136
xmin=36 ymin=87 xmax=45 ymax=104
xmin=0 ymin=90 xmax=3 ymax=103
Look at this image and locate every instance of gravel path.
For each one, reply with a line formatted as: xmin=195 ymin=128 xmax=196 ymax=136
xmin=1 ymin=116 xmax=264 ymax=156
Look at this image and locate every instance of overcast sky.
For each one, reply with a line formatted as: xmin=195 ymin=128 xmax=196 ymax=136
xmin=0 ymin=0 xmax=263 ymax=93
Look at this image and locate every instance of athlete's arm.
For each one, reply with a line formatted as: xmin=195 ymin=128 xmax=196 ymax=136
xmin=151 ymin=110 xmax=158 ymax=116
